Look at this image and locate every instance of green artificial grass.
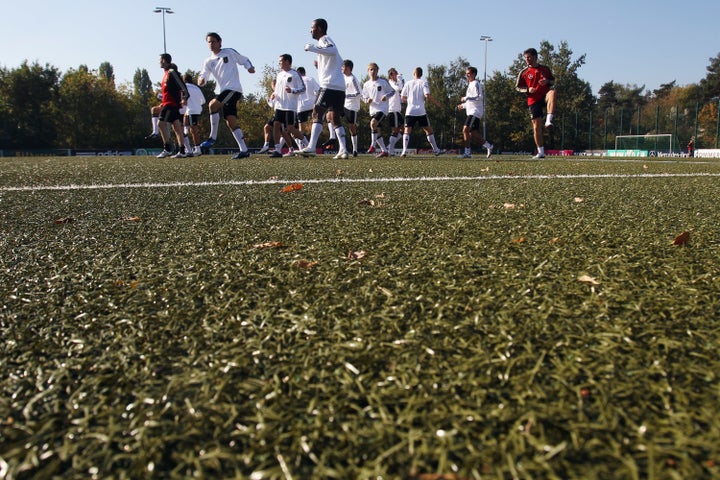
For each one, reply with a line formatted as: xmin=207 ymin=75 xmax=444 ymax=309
xmin=1 ymin=154 xmax=720 ymax=479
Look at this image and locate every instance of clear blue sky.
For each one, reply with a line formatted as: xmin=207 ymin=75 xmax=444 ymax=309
xmin=2 ymin=0 xmax=716 ymax=96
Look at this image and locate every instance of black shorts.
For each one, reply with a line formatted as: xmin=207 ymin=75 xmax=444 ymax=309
xmin=216 ymin=90 xmax=244 ymax=117
xmin=388 ymin=111 xmax=404 ymax=129
xmin=315 ymin=88 xmax=345 ymax=113
xmin=464 ymin=115 xmax=481 ymax=131
xmin=184 ymin=113 xmax=201 ymax=126
xmin=529 ymin=101 xmax=546 ymax=120
xmin=370 ymin=111 xmax=386 ymax=125
xmin=273 ymin=109 xmax=297 ymax=128
xmin=159 ymin=105 xmax=182 ymax=123
xmin=404 ymin=114 xmax=431 ymax=129
xmin=297 ymin=109 xmax=313 ymax=123
xmin=343 ymin=108 xmax=358 ymax=125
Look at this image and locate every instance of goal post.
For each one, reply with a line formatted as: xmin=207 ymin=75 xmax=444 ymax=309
xmin=614 ymin=134 xmax=675 ymax=155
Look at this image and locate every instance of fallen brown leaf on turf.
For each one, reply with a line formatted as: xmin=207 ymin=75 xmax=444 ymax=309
xmin=348 ymin=250 xmax=366 ymax=260
xmin=253 ymin=241 xmax=286 ymax=249
xmin=357 ymin=198 xmax=375 ymax=206
xmin=512 ymin=236 xmax=526 ymax=244
xmin=297 ymin=260 xmax=318 ymax=269
xmin=54 ymin=217 xmax=74 ymax=224
xmin=574 ymin=197 xmax=584 ymax=203
xmin=672 ymin=231 xmax=690 ymax=246
xmin=281 ymin=183 xmax=303 ymax=193
xmin=126 ymin=216 xmax=141 ymax=222
xmin=578 ymin=274 xmax=600 ymax=285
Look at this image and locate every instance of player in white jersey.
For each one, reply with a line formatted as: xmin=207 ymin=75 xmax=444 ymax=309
xmin=400 ymin=67 xmax=442 ymax=157
xmin=295 ymin=66 xmax=318 ymax=149
xmin=342 ymin=60 xmax=362 ymax=157
xmin=182 ymin=73 xmax=206 ymax=156
xmin=457 ymin=66 xmax=493 ymax=159
xmin=362 ymin=63 xmax=395 ymax=158
xmin=198 ymin=32 xmax=255 ymax=159
xmin=268 ymin=54 xmax=306 ymax=157
xmin=386 ymin=68 xmax=405 ymax=155
xmin=297 ymin=18 xmax=349 ymax=159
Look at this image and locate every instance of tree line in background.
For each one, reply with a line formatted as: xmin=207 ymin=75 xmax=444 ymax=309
xmin=2 ymin=41 xmax=719 ymax=154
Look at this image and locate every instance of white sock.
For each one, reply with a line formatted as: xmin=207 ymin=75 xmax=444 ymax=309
xmin=376 ymin=136 xmax=387 ymax=152
xmin=209 ymin=112 xmax=220 ymax=139
xmin=427 ymin=134 xmax=439 ymax=152
xmin=151 ymin=116 xmax=159 ymax=134
xmin=335 ymin=126 xmax=347 ymax=152
xmin=308 ymin=122 xmax=323 ymax=149
xmin=232 ymin=128 xmax=247 ymax=151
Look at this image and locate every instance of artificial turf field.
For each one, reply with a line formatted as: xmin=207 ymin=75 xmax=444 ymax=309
xmin=1 ymin=153 xmax=720 ymax=479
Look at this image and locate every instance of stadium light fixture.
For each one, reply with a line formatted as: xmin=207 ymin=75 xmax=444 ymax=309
xmin=480 ymin=35 xmax=493 ymax=141
xmin=153 ymin=7 xmax=174 ymax=54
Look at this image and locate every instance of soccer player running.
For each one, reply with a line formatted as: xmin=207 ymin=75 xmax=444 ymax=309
xmin=362 ymin=63 xmax=395 ymax=158
xmin=155 ymin=54 xmax=192 ymax=159
xmin=268 ymin=54 xmax=306 ymax=157
xmin=295 ymin=66 xmax=319 ymax=150
xmin=182 ymin=73 xmax=206 ymax=157
xmin=515 ymin=47 xmax=556 ymax=159
xmin=297 ymin=18 xmax=349 ymax=159
xmin=399 ymin=67 xmax=442 ymax=157
xmin=342 ymin=59 xmax=362 ymax=157
xmin=386 ymin=68 xmax=405 ymax=156
xmin=198 ymin=32 xmax=256 ymax=159
xmin=457 ymin=66 xmax=493 ymax=159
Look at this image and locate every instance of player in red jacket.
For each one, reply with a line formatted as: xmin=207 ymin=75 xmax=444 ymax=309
xmin=516 ymin=48 xmax=556 ymax=159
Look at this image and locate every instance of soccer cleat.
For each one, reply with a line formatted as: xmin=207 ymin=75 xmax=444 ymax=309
xmin=171 ymin=151 xmax=192 ymax=158
xmin=282 ymin=151 xmax=295 ymax=157
xmin=375 ymin=151 xmax=389 ymax=158
xmin=269 ymin=151 xmax=282 ymax=158
xmin=145 ymin=132 xmax=160 ymax=140
xmin=200 ymin=137 xmax=216 ymax=149
xmin=458 ymin=153 xmax=472 ymax=159
xmin=545 ymin=120 xmax=553 ymax=128
xmin=156 ymin=150 xmax=172 ymax=158
xmin=232 ymin=150 xmax=251 ymax=159
xmin=352 ymin=151 xmax=358 ymax=157
xmin=531 ymin=153 xmax=545 ymax=160
xmin=321 ymin=139 xmax=337 ymax=151
xmin=296 ymin=147 xmax=316 ymax=157
xmin=366 ymin=146 xmax=376 ymax=154
xmin=258 ymin=144 xmax=270 ymax=154
xmin=192 ymin=146 xmax=202 ymax=156
xmin=486 ymin=143 xmax=494 ymax=159
xmin=399 ymin=152 xmax=407 ymax=158
xmin=333 ymin=152 xmax=349 ymax=160
xmin=433 ymin=150 xmax=443 ymax=156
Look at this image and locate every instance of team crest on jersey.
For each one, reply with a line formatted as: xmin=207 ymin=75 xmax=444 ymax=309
xmin=377 ymin=85 xmax=382 ymax=91
xmin=223 ymin=56 xmax=229 ymax=63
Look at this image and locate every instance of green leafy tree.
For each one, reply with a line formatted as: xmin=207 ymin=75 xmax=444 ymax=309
xmin=53 ymin=68 xmax=133 ymax=149
xmin=0 ymin=61 xmax=60 ymax=149
xmin=98 ymin=61 xmax=115 ymax=88
xmin=700 ymin=52 xmax=720 ymax=102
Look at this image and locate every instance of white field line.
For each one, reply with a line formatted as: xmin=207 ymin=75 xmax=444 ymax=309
xmin=2 ymin=172 xmax=720 ymax=192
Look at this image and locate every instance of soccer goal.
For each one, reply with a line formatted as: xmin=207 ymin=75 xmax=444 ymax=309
xmin=614 ymin=134 xmax=675 ymax=156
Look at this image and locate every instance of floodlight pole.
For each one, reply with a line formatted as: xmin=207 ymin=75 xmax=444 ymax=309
xmin=154 ymin=7 xmax=174 ymax=54
xmin=480 ymin=35 xmax=493 ymax=141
